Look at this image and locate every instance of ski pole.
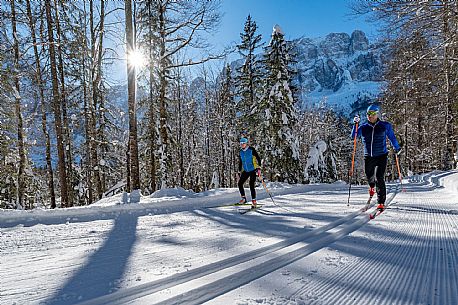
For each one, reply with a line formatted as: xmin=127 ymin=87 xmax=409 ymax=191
xmin=395 ymin=152 xmax=404 ymax=192
xmin=257 ymin=170 xmax=296 ymax=213
xmin=257 ymin=170 xmax=277 ymax=206
xmin=347 ymin=121 xmax=359 ymax=206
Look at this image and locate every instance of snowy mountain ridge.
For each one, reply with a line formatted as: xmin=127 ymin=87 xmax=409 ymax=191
xmin=228 ymin=29 xmax=387 ymax=114
xmin=291 ymin=30 xmax=387 ymax=113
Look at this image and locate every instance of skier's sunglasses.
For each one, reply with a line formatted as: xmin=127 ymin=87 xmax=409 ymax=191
xmin=366 ymin=110 xmax=378 ymax=116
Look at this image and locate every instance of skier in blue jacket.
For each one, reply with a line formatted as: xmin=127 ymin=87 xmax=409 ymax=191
xmin=238 ymin=137 xmax=262 ymax=208
xmin=352 ymin=104 xmax=401 ymax=211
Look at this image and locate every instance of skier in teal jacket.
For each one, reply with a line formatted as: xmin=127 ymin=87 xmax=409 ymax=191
xmin=238 ymin=137 xmax=261 ymax=208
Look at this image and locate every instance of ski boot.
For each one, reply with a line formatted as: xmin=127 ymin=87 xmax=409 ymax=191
xmin=369 ymin=187 xmax=376 ymax=197
xmin=251 ymin=199 xmax=257 ymax=209
xmin=238 ymin=197 xmax=247 ymax=205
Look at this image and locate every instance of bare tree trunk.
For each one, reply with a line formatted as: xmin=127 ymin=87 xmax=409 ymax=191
xmin=157 ymin=1 xmax=170 ymax=189
xmin=403 ymin=91 xmax=408 ymax=176
xmin=26 ymin=0 xmax=56 ymax=209
xmin=125 ymin=0 xmax=140 ymax=190
xmin=83 ymin=39 xmax=93 ymax=203
xmin=53 ymin=0 xmax=73 ymax=206
xmin=98 ymin=95 xmax=107 ymax=193
xmin=45 ymin=0 xmax=69 ymax=207
xmin=126 ymin=145 xmax=131 ymax=192
xmin=203 ymin=70 xmax=211 ymax=189
xmin=148 ymin=87 xmax=156 ymax=192
xmin=89 ymin=0 xmax=103 ymax=199
xmin=96 ymin=0 xmax=107 ymax=192
xmin=177 ymin=72 xmax=184 ymax=188
xmin=10 ymin=0 xmax=26 ymax=209
xmin=83 ymin=59 xmax=93 ymax=204
xmin=219 ymin=116 xmax=226 ymax=187
xmin=158 ymin=69 xmax=169 ymax=189
xmin=414 ymin=93 xmax=423 ymax=173
xmin=80 ymin=2 xmax=93 ymax=205
xmin=442 ymin=1 xmax=455 ymax=170
xmin=147 ymin=0 xmax=157 ymax=192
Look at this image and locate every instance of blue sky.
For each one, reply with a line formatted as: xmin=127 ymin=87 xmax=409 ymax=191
xmin=110 ymin=0 xmax=378 ymax=83
xmin=210 ymin=0 xmax=378 ymax=49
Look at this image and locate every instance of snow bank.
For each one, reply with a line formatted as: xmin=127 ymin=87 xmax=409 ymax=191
xmin=149 ymin=187 xmax=195 ymax=199
xmin=441 ymin=170 xmax=458 ymax=195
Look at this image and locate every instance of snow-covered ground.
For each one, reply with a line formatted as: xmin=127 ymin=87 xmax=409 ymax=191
xmin=1 ymin=171 xmax=458 ymax=305
xmin=304 ymin=80 xmax=383 ymax=114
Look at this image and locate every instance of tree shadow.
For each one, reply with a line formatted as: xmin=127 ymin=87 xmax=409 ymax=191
xmin=44 ymin=214 xmax=138 ymax=305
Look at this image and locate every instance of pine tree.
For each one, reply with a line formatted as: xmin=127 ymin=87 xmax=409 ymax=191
xmin=235 ymin=15 xmax=264 ymax=135
xmin=255 ymin=25 xmax=300 ymax=183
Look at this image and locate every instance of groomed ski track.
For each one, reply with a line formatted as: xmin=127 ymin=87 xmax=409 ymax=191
xmin=74 ymin=171 xmax=458 ymax=305
xmin=1 ymin=171 xmax=457 ymax=305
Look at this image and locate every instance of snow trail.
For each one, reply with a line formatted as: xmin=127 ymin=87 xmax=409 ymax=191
xmin=75 ymin=197 xmax=382 ymax=305
xmin=1 ymin=171 xmax=457 ymax=305
xmin=81 ymin=192 xmax=398 ymax=305
xmin=266 ymin=173 xmax=458 ymax=305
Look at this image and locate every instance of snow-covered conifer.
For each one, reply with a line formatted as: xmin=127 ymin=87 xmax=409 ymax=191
xmin=254 ymin=25 xmax=301 ymax=183
xmin=235 ymin=15 xmax=264 ymax=137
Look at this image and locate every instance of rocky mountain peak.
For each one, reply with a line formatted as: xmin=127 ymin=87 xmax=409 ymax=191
xmin=350 ymin=30 xmax=369 ymax=52
xmin=226 ymin=30 xmax=386 ymax=113
xmin=291 ymin=30 xmax=385 ymax=91
xmin=319 ymin=32 xmax=352 ymax=57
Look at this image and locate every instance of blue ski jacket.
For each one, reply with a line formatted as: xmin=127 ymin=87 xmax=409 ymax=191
xmin=351 ymin=119 xmax=401 ymax=157
xmin=239 ymin=146 xmax=261 ymax=172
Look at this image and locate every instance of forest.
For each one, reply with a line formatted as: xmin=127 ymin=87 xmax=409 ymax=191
xmin=0 ymin=0 xmax=456 ymax=209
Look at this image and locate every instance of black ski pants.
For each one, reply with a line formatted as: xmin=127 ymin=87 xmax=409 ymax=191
xmin=364 ymin=153 xmax=388 ymax=204
xmin=238 ymin=170 xmax=257 ymax=200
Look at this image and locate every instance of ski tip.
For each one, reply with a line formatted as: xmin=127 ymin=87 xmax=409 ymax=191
xmin=369 ymin=214 xmax=375 ymax=219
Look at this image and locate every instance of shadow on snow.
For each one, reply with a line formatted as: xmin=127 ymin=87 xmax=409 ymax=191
xmin=44 ymin=214 xmax=138 ymax=305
